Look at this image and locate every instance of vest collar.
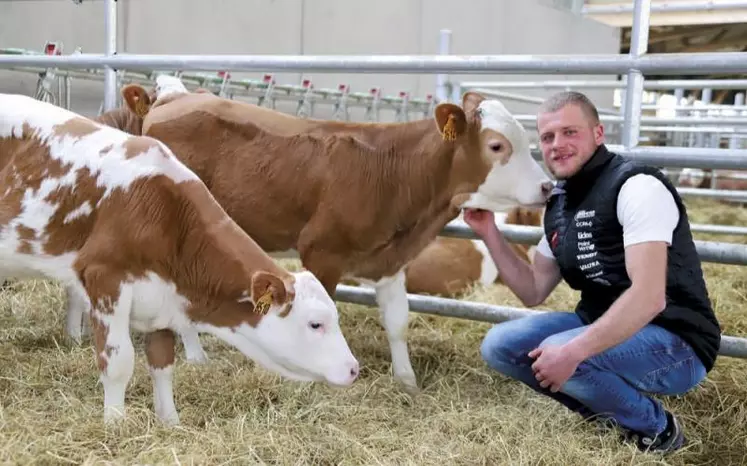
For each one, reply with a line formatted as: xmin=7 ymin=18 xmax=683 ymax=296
xmin=557 ymin=144 xmax=615 ymax=195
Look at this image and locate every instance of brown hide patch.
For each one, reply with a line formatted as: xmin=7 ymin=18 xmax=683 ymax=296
xmin=145 ymin=329 xmax=176 ymax=369
xmin=122 ymin=137 xmax=164 ymax=160
xmin=51 ymin=117 xmax=99 ymax=140
xmin=43 ymin=167 xmax=106 ymax=256
xmin=16 ymin=225 xmax=35 ymax=254
xmin=405 ymin=237 xmax=483 ymax=296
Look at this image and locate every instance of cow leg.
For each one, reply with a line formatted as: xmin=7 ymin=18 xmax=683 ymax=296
xmin=65 ymin=283 xmax=91 ymax=344
xmin=374 ymin=269 xmax=419 ymax=394
xmin=145 ymin=328 xmax=180 ymax=426
xmin=86 ymin=274 xmax=136 ymax=424
xmin=179 ymin=326 xmax=209 ymax=364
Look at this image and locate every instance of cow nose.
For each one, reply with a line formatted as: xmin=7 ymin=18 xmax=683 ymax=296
xmin=349 ymin=361 xmax=360 ymax=379
xmin=541 ymin=181 xmax=554 ymax=200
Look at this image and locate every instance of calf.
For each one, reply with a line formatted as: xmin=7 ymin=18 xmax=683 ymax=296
xmin=678 ymin=167 xmax=747 ymax=191
xmin=74 ymin=77 xmax=553 ymax=394
xmin=0 ymin=93 xmax=359 ymax=425
xmin=404 ymin=206 xmax=543 ymax=297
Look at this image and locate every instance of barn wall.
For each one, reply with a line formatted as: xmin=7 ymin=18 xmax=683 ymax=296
xmin=0 ymin=0 xmax=621 ymax=132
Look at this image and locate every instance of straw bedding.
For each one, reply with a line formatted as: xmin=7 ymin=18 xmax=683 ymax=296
xmin=0 ymin=198 xmax=745 ymax=465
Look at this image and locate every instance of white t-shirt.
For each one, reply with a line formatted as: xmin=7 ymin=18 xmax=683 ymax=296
xmin=535 ymin=174 xmax=680 ymax=260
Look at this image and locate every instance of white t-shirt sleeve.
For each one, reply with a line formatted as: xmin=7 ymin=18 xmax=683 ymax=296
xmin=535 ymin=234 xmax=555 ymax=259
xmin=616 ymin=173 xmax=680 ymax=247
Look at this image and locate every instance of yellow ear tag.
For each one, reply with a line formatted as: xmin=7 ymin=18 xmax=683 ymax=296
xmin=442 ymin=113 xmax=457 ymax=142
xmin=134 ymin=97 xmax=149 ymax=119
xmin=254 ymin=290 xmax=273 ymax=315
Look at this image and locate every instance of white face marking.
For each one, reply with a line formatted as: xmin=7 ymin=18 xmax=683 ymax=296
xmin=460 ymin=99 xmax=552 ymax=211
xmin=197 ymin=270 xmax=360 ymax=387
xmin=677 ymin=168 xmax=705 ymax=187
xmin=155 ymin=75 xmax=189 ymax=100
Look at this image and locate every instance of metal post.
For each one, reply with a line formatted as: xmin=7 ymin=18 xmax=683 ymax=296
xmin=435 ymin=29 xmax=451 ymax=103
xmin=731 ymin=93 xmax=745 ymax=149
xmin=697 ymin=88 xmax=712 ymax=148
xmin=103 ymin=0 xmax=118 ymax=112
xmin=621 ymin=0 xmax=651 ymax=149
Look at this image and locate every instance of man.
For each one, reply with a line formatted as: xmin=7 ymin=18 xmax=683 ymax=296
xmin=464 ymin=91 xmax=721 ymax=454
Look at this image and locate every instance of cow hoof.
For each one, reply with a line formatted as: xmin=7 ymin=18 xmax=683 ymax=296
xmin=396 ymin=374 xmax=420 ymax=395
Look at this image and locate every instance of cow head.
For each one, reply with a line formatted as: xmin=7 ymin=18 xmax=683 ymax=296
xmin=439 ymin=92 xmax=553 ymax=212
xmin=230 ymin=270 xmax=360 ymax=387
xmin=677 ymin=168 xmax=709 ymax=188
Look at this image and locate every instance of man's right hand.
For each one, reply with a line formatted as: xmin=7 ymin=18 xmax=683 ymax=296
xmin=463 ymin=208 xmax=497 ymax=239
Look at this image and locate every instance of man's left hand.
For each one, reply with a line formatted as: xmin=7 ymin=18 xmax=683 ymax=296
xmin=528 ymin=345 xmax=584 ymax=393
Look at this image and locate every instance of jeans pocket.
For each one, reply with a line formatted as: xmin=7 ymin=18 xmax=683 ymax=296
xmin=640 ymin=356 xmax=701 ymax=396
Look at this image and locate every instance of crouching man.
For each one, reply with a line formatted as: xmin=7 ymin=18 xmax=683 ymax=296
xmin=465 ymin=91 xmax=721 ymax=454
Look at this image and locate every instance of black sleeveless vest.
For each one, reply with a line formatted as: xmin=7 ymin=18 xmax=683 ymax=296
xmin=543 ymin=145 xmax=721 ymax=372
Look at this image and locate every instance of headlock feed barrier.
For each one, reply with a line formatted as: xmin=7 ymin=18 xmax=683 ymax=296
xmin=1 ymin=0 xmax=746 ymax=359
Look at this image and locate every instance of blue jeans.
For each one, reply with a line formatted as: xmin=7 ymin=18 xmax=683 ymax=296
xmin=480 ymin=311 xmax=707 ymax=437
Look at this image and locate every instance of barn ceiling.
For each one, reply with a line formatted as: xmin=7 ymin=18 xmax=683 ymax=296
xmin=619 ymin=22 xmax=747 ymax=101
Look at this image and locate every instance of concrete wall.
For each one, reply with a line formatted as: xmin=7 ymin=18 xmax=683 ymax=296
xmin=0 ymin=0 xmax=621 ymax=134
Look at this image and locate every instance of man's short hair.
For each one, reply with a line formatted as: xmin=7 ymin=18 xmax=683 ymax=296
xmin=538 ymin=91 xmax=600 ymax=126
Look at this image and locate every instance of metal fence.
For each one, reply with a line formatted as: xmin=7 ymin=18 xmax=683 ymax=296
xmin=1 ymin=0 xmax=746 ymax=359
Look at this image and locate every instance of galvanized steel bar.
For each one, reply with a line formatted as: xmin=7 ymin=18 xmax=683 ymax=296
xmin=469 ymin=88 xmax=620 ymax=115
xmin=441 ymin=223 xmax=747 ymax=265
xmin=585 ymin=145 xmax=747 ymax=170
xmin=2 ymin=52 xmax=747 ymax=75
xmin=103 ymin=0 xmax=118 ymax=112
xmin=333 ymin=285 xmax=747 ymax=359
xmin=677 ymin=187 xmax=747 ymax=202
xmin=621 ymin=0 xmax=650 ymax=149
xmin=516 ymin=114 xmax=747 ymax=126
xmin=583 ymin=0 xmax=747 ymax=14
xmin=459 ymin=79 xmax=747 ymax=91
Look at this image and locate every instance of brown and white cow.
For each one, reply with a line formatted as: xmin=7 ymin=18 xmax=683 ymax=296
xmin=403 ymin=206 xmax=543 ymax=297
xmin=69 ymin=75 xmax=553 ymax=394
xmin=0 ymin=93 xmax=359 ymax=425
xmin=678 ymin=167 xmax=747 ymax=191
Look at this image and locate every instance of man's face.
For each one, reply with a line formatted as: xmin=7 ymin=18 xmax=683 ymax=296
xmin=537 ymin=103 xmax=604 ymax=180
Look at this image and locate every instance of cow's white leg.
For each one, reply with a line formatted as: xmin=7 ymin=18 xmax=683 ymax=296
xmin=146 ymin=329 xmax=180 ymax=426
xmin=373 ymin=269 xmax=419 ymax=394
xmin=88 ymin=282 xmax=135 ymax=424
xmin=65 ymin=284 xmax=91 ymax=343
xmin=179 ymin=327 xmax=208 ymax=364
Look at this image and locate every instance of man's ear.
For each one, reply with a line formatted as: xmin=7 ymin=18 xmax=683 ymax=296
xmin=250 ymin=271 xmax=288 ymax=315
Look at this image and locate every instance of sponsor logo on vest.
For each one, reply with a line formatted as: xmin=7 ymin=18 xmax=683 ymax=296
xmin=577 ymin=251 xmax=597 ymax=260
xmin=579 ymin=261 xmax=601 ymax=271
xmin=579 ymin=241 xmax=595 ymax=252
xmin=574 ymin=209 xmax=596 ymax=220
xmin=578 ymin=231 xmax=593 ymax=240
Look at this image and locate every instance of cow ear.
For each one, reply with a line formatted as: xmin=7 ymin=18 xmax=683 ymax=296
xmin=462 ymin=91 xmax=486 ymax=115
xmin=121 ymin=84 xmax=152 ymax=118
xmin=250 ymin=271 xmax=288 ymax=315
xmin=434 ymin=103 xmax=467 ymax=142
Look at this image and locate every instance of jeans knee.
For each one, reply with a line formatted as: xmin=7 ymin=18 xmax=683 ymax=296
xmin=480 ymin=324 xmax=516 ymax=370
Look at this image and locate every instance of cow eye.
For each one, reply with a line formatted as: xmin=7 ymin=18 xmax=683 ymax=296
xmin=309 ymin=322 xmax=323 ymax=330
